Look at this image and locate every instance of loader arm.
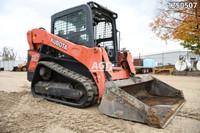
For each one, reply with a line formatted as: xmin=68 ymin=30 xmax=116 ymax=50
xmin=27 ymin=28 xmax=135 ymax=98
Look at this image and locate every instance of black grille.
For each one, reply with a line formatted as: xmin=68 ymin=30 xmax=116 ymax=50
xmin=94 ymin=22 xmax=112 ymax=39
xmin=94 ymin=21 xmax=113 ymax=49
xmin=54 ymin=10 xmax=88 ymax=46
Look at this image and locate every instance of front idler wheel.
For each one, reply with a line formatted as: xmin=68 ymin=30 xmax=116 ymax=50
xmin=39 ymin=66 xmax=51 ymax=80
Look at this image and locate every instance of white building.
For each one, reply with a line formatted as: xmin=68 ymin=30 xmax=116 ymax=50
xmin=0 ymin=60 xmax=26 ymax=71
xmin=133 ymin=50 xmax=200 ymax=66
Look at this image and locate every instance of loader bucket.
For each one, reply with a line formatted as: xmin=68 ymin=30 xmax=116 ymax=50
xmin=99 ymin=76 xmax=185 ymax=128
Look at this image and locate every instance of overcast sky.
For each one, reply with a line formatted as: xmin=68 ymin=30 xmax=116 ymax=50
xmin=0 ymin=0 xmax=185 ymax=60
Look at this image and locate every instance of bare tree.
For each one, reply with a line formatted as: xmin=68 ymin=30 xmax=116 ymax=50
xmin=0 ymin=47 xmax=17 ymax=61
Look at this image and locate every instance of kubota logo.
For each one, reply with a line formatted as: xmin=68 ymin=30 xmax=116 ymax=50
xmin=90 ymin=62 xmax=112 ymax=72
xmin=51 ymin=38 xmax=67 ymax=50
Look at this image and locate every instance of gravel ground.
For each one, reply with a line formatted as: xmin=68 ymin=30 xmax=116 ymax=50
xmin=0 ymin=71 xmax=200 ymax=133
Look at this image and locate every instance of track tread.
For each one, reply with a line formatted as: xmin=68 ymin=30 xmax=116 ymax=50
xmin=34 ymin=61 xmax=98 ymax=108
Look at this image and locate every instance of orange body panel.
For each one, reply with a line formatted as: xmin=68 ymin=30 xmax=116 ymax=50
xmin=28 ymin=51 xmax=40 ymax=71
xmin=27 ymin=29 xmax=136 ymax=99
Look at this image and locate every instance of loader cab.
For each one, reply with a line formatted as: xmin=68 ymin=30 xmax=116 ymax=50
xmin=51 ymin=2 xmax=119 ymax=65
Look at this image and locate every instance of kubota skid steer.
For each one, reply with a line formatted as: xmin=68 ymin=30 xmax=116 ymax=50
xmin=27 ymin=2 xmax=185 ymax=128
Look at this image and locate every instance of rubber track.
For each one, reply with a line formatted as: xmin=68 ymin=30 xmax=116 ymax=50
xmin=33 ymin=61 xmax=98 ymax=108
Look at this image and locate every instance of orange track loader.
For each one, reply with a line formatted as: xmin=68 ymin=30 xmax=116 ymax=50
xmin=27 ymin=2 xmax=185 ymax=128
xmin=13 ymin=62 xmax=27 ymax=71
